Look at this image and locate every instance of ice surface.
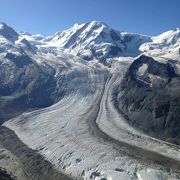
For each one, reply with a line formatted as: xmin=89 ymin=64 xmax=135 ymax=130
xmin=4 ymin=56 xmax=180 ymax=180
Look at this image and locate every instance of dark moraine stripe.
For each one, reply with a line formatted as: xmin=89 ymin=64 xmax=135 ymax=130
xmin=0 ymin=126 xmax=78 ymax=180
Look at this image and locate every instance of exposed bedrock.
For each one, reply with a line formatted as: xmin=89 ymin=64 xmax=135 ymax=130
xmin=0 ymin=53 xmax=57 ymax=123
xmin=115 ymin=55 xmax=180 ymax=145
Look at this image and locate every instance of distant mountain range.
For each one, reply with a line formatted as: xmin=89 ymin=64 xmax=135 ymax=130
xmin=1 ymin=21 xmax=179 ymax=59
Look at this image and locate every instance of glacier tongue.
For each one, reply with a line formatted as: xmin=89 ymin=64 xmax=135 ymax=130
xmin=3 ymin=55 xmax=180 ymax=180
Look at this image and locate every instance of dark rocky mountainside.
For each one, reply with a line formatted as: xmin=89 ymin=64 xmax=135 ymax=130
xmin=0 ymin=52 xmax=57 ymax=123
xmin=0 ymin=23 xmax=19 ymax=43
xmin=116 ymin=55 xmax=180 ymax=144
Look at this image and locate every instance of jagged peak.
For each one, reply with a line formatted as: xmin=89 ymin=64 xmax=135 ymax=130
xmin=0 ymin=22 xmax=8 ymax=29
xmin=0 ymin=22 xmax=19 ymax=42
xmin=86 ymin=20 xmax=109 ymax=28
xmin=53 ymin=21 xmax=111 ymax=36
xmin=153 ymin=28 xmax=180 ymax=40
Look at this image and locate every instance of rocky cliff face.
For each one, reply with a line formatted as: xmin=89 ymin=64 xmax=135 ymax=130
xmin=116 ymin=55 xmax=180 ymax=144
xmin=0 ymin=52 xmax=57 ymax=123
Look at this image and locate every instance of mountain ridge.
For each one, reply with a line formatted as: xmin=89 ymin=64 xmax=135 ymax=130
xmin=1 ymin=21 xmax=178 ymax=60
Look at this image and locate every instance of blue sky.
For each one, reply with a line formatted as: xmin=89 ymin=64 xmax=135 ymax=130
xmin=0 ymin=0 xmax=179 ymax=36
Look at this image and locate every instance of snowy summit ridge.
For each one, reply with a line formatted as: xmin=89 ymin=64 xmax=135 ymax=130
xmin=1 ymin=21 xmax=178 ymax=60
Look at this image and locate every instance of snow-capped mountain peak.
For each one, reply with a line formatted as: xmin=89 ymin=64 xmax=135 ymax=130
xmin=49 ymin=21 xmax=125 ymax=59
xmin=0 ymin=23 xmax=38 ymax=54
xmin=1 ymin=22 xmax=179 ymax=61
xmin=46 ymin=21 xmax=155 ymax=60
xmin=52 ymin=21 xmax=111 ymax=43
xmin=19 ymin=31 xmax=49 ymax=44
xmin=140 ymin=28 xmax=180 ymax=58
xmin=151 ymin=28 xmax=180 ymax=48
xmin=0 ymin=22 xmax=19 ymax=42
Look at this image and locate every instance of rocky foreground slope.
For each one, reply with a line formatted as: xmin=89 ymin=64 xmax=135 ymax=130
xmin=0 ymin=22 xmax=180 ymax=180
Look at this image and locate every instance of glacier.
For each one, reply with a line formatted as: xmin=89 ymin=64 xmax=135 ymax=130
xmin=0 ymin=21 xmax=180 ymax=180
